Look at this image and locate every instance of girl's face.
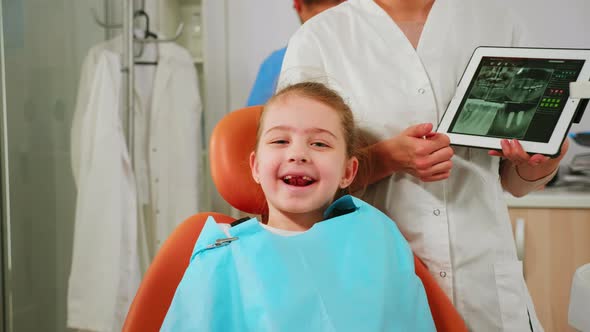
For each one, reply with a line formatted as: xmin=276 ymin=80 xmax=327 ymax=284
xmin=250 ymin=95 xmax=358 ymax=226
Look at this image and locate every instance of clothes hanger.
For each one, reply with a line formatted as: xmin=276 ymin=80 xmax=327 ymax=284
xmin=133 ymin=9 xmax=159 ymax=65
xmin=92 ymin=0 xmax=185 ymax=66
xmin=133 ymin=9 xmax=185 ymax=65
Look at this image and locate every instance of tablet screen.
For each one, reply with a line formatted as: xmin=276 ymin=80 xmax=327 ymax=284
xmin=448 ymin=57 xmax=585 ymax=143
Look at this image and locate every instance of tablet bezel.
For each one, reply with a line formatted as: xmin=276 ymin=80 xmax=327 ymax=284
xmin=436 ymin=46 xmax=590 ymax=157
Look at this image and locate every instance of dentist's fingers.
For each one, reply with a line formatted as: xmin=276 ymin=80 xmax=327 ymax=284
xmin=421 ymin=170 xmax=452 ymax=182
xmin=414 ymin=146 xmax=454 ymax=171
xmin=416 ymin=160 xmax=454 ymax=180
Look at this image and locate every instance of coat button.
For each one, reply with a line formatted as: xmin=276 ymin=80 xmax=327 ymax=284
xmin=440 ymin=271 xmax=447 ymax=278
xmin=418 ymin=88 xmax=426 ymax=94
xmin=433 ymin=209 xmax=440 ymax=216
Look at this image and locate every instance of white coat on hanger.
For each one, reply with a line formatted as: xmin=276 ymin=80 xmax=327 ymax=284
xmin=68 ymin=35 xmax=202 ymax=332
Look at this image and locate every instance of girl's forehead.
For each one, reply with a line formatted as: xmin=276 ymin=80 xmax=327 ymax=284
xmin=263 ymin=95 xmax=342 ymax=128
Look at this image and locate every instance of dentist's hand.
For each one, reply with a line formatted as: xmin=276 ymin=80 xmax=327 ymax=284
xmin=489 ymin=138 xmax=569 ymax=181
xmin=386 ymin=123 xmax=454 ymax=182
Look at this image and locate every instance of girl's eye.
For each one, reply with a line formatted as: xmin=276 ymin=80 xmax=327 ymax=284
xmin=270 ymin=139 xmax=288 ymax=145
xmin=311 ymin=142 xmax=330 ymax=148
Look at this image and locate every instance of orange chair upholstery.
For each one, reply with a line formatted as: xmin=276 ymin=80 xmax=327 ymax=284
xmin=210 ymin=106 xmax=267 ymax=215
xmin=122 ymin=212 xmax=234 ymax=332
xmin=122 ymin=105 xmax=468 ymax=332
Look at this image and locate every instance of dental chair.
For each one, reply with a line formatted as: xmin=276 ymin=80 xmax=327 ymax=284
xmin=122 ymin=105 xmax=468 ymax=332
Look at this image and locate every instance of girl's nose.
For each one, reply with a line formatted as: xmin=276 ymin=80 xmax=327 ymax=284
xmin=288 ymin=144 xmax=309 ymax=163
xmin=289 ymin=155 xmax=308 ymax=163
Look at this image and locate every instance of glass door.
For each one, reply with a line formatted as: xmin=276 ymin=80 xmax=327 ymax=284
xmin=0 ymin=1 xmax=120 ymax=331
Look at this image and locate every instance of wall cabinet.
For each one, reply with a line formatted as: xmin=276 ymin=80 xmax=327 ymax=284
xmin=509 ymin=207 xmax=590 ymax=332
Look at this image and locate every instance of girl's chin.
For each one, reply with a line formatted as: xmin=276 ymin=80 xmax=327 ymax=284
xmin=273 ymin=197 xmax=331 ymax=215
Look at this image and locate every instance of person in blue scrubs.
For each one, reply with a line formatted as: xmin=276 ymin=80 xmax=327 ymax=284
xmin=246 ymin=47 xmax=287 ymax=106
xmin=246 ymin=0 xmax=345 ymax=106
xmin=162 ymin=82 xmax=436 ymax=332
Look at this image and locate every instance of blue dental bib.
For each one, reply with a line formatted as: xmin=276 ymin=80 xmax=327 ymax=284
xmin=161 ymin=195 xmax=435 ymax=331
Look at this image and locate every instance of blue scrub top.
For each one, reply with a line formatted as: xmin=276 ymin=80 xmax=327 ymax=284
xmin=246 ymin=47 xmax=287 ymax=106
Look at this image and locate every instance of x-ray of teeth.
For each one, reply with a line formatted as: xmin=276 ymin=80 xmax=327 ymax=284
xmin=451 ymin=99 xmax=504 ymax=135
xmin=505 ymin=110 xmax=526 ymax=128
xmin=504 ymin=68 xmax=552 ymax=103
xmin=469 ymin=66 xmax=515 ymax=102
xmin=506 ymin=111 xmax=514 ymax=128
xmin=487 ymin=103 xmax=536 ymax=139
xmin=453 ymin=66 xmax=553 ymax=138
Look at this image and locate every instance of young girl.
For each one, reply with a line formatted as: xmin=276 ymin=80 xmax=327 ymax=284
xmin=161 ymin=82 xmax=435 ymax=331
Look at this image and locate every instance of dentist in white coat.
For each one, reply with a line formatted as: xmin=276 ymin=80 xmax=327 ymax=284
xmin=279 ymin=0 xmax=569 ymax=330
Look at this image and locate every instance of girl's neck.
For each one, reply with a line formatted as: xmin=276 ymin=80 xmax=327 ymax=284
xmin=266 ymin=210 xmax=324 ymax=232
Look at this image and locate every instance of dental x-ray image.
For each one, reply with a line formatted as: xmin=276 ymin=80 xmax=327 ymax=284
xmin=451 ymin=99 xmax=504 ymax=136
xmin=468 ymin=66 xmax=551 ymax=104
xmin=505 ymin=68 xmax=552 ymax=103
xmin=451 ymin=64 xmax=553 ymax=139
xmin=469 ymin=66 xmax=515 ymax=102
xmin=487 ymin=102 xmax=537 ymax=138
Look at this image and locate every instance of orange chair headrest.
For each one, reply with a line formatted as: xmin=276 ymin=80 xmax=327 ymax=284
xmin=209 ymin=106 xmax=268 ymax=215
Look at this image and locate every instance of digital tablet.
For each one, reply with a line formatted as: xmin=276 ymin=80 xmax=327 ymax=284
xmin=437 ymin=47 xmax=590 ymax=157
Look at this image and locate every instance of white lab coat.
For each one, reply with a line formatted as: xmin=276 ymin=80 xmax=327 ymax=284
xmin=280 ymin=0 xmax=544 ymax=331
xmin=68 ymin=37 xmax=202 ymax=332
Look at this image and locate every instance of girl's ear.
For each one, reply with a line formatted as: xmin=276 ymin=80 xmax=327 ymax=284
xmin=250 ymin=151 xmax=260 ymax=184
xmin=339 ymin=156 xmax=358 ymax=189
